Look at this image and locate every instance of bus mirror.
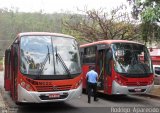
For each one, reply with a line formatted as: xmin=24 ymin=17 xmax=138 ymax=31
xmin=14 ymin=41 xmax=19 ymax=45
xmin=13 ymin=39 xmax=19 ymax=45
xmin=149 ymin=48 xmax=153 ymax=52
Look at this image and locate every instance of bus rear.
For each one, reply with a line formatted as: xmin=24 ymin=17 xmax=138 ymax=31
xmin=4 ymin=32 xmax=82 ymax=103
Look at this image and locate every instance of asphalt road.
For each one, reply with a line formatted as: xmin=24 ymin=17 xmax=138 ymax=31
xmin=1 ymin=71 xmax=160 ymax=113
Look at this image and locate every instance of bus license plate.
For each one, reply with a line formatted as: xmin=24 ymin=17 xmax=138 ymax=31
xmin=134 ymin=88 xmax=142 ymax=92
xmin=49 ymin=94 xmax=60 ymax=98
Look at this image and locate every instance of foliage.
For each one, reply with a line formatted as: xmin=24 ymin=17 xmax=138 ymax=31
xmin=0 ymin=57 xmax=3 ymax=64
xmin=0 ymin=6 xmax=146 ymax=56
xmin=0 ymin=8 xmax=66 ymax=56
xmin=63 ymin=5 xmax=140 ymax=43
xmin=127 ymin=0 xmax=160 ymax=45
xmin=128 ymin=0 xmax=160 ymax=22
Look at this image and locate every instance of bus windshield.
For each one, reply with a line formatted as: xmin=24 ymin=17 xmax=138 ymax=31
xmin=111 ymin=43 xmax=153 ymax=75
xmin=20 ymin=35 xmax=81 ymax=76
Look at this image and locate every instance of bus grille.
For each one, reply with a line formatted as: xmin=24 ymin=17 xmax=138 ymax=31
xmin=36 ymin=85 xmax=72 ymax=92
xmin=126 ymin=82 xmax=148 ymax=86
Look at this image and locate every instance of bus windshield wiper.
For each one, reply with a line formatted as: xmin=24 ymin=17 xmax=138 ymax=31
xmin=38 ymin=46 xmax=50 ymax=76
xmin=55 ymin=46 xmax=71 ymax=78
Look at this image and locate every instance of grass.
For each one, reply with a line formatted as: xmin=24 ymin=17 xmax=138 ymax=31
xmin=0 ymin=58 xmax=3 ymax=71
xmin=0 ymin=57 xmax=3 ymax=65
xmin=0 ymin=61 xmax=3 ymax=65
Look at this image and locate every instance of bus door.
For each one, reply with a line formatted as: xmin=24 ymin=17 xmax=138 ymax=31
xmin=105 ymin=48 xmax=112 ymax=94
xmin=4 ymin=49 xmax=11 ymax=91
xmin=11 ymin=40 xmax=19 ymax=100
xmin=80 ymin=48 xmax=86 ymax=89
xmin=96 ymin=45 xmax=106 ymax=92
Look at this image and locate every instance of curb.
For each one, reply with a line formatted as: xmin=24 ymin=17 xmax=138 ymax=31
xmin=0 ymin=89 xmax=6 ymax=107
xmin=0 ymin=88 xmax=8 ymax=113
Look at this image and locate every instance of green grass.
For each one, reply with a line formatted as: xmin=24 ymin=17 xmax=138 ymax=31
xmin=0 ymin=58 xmax=3 ymax=65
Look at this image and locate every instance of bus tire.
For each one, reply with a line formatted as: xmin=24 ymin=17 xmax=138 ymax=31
xmin=15 ymin=101 xmax=23 ymax=106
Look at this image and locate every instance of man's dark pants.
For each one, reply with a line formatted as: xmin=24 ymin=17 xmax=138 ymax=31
xmin=87 ymin=82 xmax=97 ymax=103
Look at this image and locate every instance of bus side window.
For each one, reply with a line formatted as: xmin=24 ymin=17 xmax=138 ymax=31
xmin=80 ymin=48 xmax=84 ymax=65
xmin=83 ymin=46 xmax=96 ymax=64
xmin=106 ymin=49 xmax=112 ymax=76
xmin=12 ymin=42 xmax=19 ymax=68
xmin=8 ymin=51 xmax=11 ymax=79
xmin=7 ymin=50 xmax=11 ymax=78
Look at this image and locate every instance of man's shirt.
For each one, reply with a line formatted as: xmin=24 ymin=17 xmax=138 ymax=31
xmin=86 ymin=70 xmax=98 ymax=83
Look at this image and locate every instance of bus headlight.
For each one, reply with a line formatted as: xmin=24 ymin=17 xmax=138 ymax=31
xmin=115 ymin=78 xmax=123 ymax=85
xmin=20 ymin=82 xmax=25 ymax=87
xmin=20 ymin=81 xmax=34 ymax=91
xmin=26 ymin=84 xmax=31 ymax=91
xmin=75 ymin=79 xmax=82 ymax=88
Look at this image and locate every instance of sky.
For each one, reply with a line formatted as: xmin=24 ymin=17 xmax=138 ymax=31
xmin=0 ymin=0 xmax=130 ymax=13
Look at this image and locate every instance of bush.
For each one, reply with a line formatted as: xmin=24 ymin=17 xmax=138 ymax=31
xmin=0 ymin=57 xmax=3 ymax=65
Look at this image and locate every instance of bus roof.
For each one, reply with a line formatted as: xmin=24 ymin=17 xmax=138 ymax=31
xmin=80 ymin=40 xmax=144 ymax=48
xmin=17 ymin=32 xmax=75 ymax=39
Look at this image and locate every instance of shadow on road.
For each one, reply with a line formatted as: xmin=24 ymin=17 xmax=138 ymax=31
xmin=98 ymin=93 xmax=144 ymax=103
xmin=16 ymin=102 xmax=78 ymax=113
xmin=83 ymin=90 xmax=144 ymax=103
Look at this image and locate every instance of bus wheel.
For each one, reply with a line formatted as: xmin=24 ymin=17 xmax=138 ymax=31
xmin=15 ymin=101 xmax=23 ymax=106
xmin=82 ymin=88 xmax=87 ymax=94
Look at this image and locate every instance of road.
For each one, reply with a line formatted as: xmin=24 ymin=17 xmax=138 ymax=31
xmin=1 ymin=71 xmax=160 ymax=113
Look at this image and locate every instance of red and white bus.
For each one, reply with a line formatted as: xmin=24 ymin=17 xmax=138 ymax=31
xmin=149 ymin=48 xmax=160 ymax=84
xmin=80 ymin=40 xmax=154 ymax=95
xmin=4 ymin=32 xmax=82 ymax=104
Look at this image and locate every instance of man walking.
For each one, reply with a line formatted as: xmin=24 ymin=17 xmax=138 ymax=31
xmin=86 ymin=66 xmax=98 ymax=103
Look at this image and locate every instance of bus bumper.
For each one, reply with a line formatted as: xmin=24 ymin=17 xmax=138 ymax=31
xmin=112 ymin=80 xmax=154 ymax=95
xmin=17 ymin=84 xmax=82 ymax=103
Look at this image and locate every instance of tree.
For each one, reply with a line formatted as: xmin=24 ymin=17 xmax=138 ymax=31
xmin=0 ymin=8 xmax=65 ymax=56
xmin=128 ymin=0 xmax=160 ymax=22
xmin=128 ymin=0 xmax=160 ymax=45
xmin=63 ymin=5 xmax=140 ymax=43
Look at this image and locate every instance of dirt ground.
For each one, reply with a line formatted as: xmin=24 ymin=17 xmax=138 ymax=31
xmin=149 ymin=86 xmax=160 ymax=96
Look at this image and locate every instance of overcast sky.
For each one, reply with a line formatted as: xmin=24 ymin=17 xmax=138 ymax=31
xmin=0 ymin=0 xmax=130 ymax=13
